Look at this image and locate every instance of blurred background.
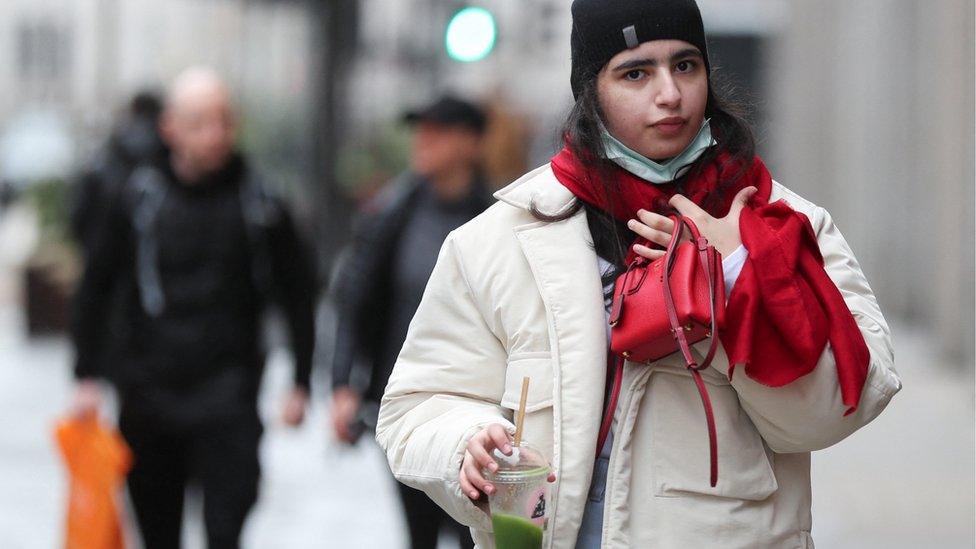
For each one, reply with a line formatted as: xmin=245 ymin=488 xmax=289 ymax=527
xmin=0 ymin=0 xmax=972 ymax=547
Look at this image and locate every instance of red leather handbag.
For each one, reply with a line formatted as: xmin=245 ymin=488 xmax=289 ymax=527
xmin=599 ymin=215 xmax=725 ymax=487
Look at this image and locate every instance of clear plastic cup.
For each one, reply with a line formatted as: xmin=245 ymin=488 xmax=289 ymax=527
xmin=486 ymin=442 xmax=551 ymax=549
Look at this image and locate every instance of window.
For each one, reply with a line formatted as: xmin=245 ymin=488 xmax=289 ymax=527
xmin=17 ymin=18 xmax=71 ymax=96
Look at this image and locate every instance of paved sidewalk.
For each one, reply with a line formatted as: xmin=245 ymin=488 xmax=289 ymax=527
xmin=0 ymin=300 xmax=971 ymax=548
xmin=810 ymin=324 xmax=975 ymax=548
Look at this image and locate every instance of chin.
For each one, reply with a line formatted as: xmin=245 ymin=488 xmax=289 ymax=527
xmin=204 ymin=154 xmax=232 ymax=172
xmin=644 ymin=136 xmax=695 ymax=161
xmin=644 ymin=146 xmax=683 ymax=162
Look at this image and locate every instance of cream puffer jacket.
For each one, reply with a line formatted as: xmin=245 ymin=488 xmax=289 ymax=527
xmin=376 ymin=164 xmax=901 ymax=548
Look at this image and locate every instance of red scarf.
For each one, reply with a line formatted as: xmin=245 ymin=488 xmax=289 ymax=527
xmin=551 ymin=146 xmax=869 ymax=415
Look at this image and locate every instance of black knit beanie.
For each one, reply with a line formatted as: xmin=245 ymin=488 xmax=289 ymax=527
xmin=570 ymin=0 xmax=710 ymax=100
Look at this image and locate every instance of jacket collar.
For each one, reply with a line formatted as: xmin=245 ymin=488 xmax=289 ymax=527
xmin=493 ymin=163 xmax=577 ymax=217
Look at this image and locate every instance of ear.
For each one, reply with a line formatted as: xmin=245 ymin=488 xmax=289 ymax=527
xmin=467 ymin=132 xmax=486 ymax=160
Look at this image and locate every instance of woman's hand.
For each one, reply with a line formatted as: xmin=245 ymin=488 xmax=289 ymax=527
xmin=459 ymin=424 xmax=557 ymax=501
xmin=627 ymin=186 xmax=757 ymax=260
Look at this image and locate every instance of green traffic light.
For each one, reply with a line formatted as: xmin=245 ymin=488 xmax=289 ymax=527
xmin=445 ymin=7 xmax=497 ymax=62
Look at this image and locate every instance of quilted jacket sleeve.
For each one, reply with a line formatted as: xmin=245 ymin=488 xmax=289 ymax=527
xmin=715 ymin=200 xmax=902 ymax=453
xmin=375 ymin=232 xmax=513 ymax=530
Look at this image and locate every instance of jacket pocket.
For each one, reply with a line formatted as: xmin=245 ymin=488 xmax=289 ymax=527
xmin=500 ymin=355 xmax=554 ymax=412
xmin=500 ymin=356 xmax=555 ymax=457
xmin=648 ymin=370 xmax=778 ymax=501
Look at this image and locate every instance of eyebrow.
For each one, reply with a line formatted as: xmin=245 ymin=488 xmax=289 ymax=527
xmin=611 ymin=48 xmax=703 ymax=71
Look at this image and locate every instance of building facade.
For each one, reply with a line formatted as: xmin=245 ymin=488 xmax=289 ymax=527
xmin=0 ymin=0 xmax=314 ymax=193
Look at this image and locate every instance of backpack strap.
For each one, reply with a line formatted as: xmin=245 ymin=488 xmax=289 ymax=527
xmin=239 ymin=170 xmax=278 ymax=300
xmin=127 ymin=166 xmax=168 ymax=317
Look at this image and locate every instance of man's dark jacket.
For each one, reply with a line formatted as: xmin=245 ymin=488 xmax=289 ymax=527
xmin=330 ymin=173 xmax=493 ymax=411
xmin=72 ymin=153 xmax=316 ymax=425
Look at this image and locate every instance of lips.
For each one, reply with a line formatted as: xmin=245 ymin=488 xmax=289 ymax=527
xmin=652 ymin=117 xmax=686 ymax=136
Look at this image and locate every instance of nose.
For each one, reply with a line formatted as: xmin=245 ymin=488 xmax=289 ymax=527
xmin=654 ymin=71 xmax=681 ymax=109
xmin=203 ymin=121 xmax=230 ymax=148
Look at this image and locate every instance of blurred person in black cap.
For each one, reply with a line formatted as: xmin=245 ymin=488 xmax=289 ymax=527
xmin=69 ymin=67 xmax=317 ymax=549
xmin=71 ymin=91 xmax=167 ymax=251
xmin=330 ymin=94 xmax=492 ymax=549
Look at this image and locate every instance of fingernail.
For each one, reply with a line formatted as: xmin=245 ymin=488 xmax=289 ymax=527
xmin=485 ymin=485 xmax=494 ymax=495
xmin=503 ymin=444 xmax=512 ymax=454
xmin=470 ymin=490 xmax=479 ymax=498
xmin=489 ymin=462 xmax=498 ymax=472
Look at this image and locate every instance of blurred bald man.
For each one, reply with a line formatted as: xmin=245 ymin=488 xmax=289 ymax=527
xmin=70 ymin=67 xmax=317 ymax=548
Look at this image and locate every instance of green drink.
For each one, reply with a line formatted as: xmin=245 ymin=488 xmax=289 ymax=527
xmin=486 ymin=443 xmax=550 ymax=549
xmin=492 ymin=513 xmax=544 ymax=549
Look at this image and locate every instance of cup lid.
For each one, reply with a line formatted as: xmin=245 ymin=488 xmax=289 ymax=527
xmin=487 ymin=443 xmax=551 ymax=483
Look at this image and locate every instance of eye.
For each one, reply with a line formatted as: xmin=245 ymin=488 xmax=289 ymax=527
xmin=675 ymin=60 xmax=696 ymax=73
xmin=624 ymin=69 xmax=645 ymax=81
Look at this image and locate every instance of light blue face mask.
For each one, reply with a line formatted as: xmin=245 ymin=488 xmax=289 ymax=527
xmin=600 ymin=119 xmax=716 ymax=184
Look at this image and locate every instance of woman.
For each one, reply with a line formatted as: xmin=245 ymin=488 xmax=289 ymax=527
xmin=377 ymin=1 xmax=901 ymax=547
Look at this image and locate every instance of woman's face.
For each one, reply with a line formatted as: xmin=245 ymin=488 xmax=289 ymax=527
xmin=596 ymin=39 xmax=708 ymax=161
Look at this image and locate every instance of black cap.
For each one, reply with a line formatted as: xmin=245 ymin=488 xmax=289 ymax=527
xmin=403 ymin=95 xmax=487 ymax=134
xmin=570 ymin=0 xmax=710 ymax=100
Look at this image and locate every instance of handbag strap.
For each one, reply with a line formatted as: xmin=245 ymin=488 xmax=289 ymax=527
xmin=662 ymin=216 xmax=721 ymax=372
xmin=661 ymin=215 xmax=720 ymax=487
xmin=595 ymin=354 xmax=624 ymax=459
xmin=595 ymin=356 xmax=716 ymax=488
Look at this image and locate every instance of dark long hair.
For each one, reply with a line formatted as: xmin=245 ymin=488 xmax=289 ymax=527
xmin=533 ymin=67 xmax=756 ymax=292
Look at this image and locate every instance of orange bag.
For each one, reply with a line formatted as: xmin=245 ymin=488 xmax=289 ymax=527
xmin=54 ymin=418 xmax=133 ymax=549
